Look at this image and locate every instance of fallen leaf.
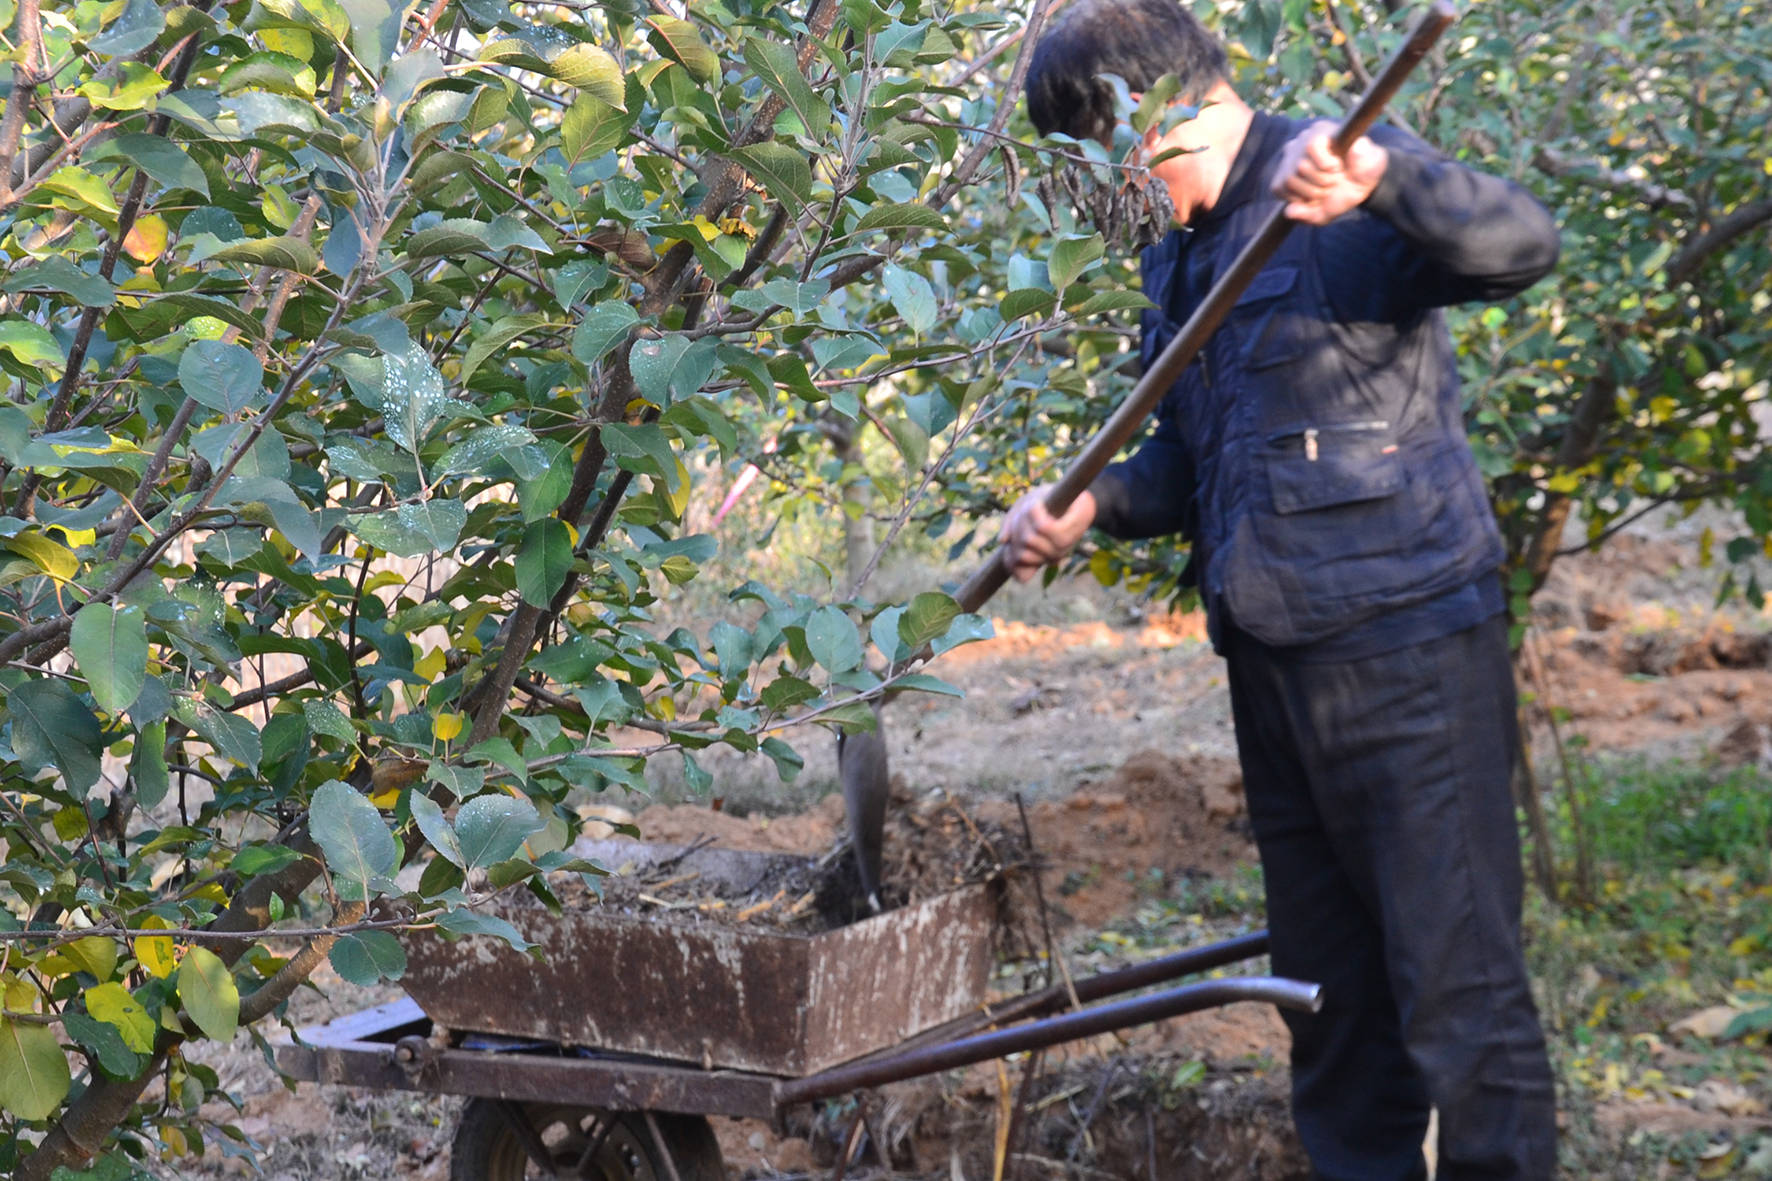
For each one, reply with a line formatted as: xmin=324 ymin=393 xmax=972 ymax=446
xmin=1671 ymin=1006 xmax=1742 ymax=1039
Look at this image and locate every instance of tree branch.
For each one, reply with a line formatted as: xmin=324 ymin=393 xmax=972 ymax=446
xmin=0 ymin=0 xmax=44 ymax=206
xmin=1666 ymin=196 xmax=1772 ymax=286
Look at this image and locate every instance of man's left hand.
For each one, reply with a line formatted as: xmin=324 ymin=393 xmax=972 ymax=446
xmin=1270 ymin=121 xmax=1388 ymax=225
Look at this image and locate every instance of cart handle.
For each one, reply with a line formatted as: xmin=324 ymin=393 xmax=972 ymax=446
xmin=775 ymin=974 xmax=1321 ymax=1106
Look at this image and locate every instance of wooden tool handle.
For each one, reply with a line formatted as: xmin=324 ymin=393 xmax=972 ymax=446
xmin=955 ymin=0 xmax=1458 ymax=615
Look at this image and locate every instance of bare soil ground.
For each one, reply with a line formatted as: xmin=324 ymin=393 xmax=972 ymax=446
xmin=169 ymin=513 xmax=1772 ymax=1180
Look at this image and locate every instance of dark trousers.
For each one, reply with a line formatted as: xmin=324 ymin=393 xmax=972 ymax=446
xmin=1223 ymin=614 xmax=1557 ymax=1181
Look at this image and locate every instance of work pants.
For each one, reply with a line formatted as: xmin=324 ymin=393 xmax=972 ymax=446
xmin=1223 ymin=614 xmax=1557 ymax=1181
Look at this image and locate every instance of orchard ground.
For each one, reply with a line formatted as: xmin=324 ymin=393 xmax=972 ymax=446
xmin=176 ymin=512 xmax=1772 ymax=1179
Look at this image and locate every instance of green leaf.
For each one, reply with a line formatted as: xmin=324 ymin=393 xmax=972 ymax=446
xmin=0 ymin=318 xmax=68 ymax=368
xmin=303 ymin=700 xmax=357 ymax=746
xmin=932 ymin=612 xmax=993 ymax=654
xmin=131 ymin=721 xmax=169 ymax=809
xmin=338 ymin=0 xmax=402 ymax=70
xmin=549 ymin=43 xmax=625 ymax=106
xmin=743 ymin=37 xmax=828 ymax=136
xmin=71 ymin=604 xmax=149 ymax=714
xmin=1070 ymin=289 xmax=1155 ymax=317
xmin=571 ymin=302 xmax=639 ymax=366
xmin=1048 ymin=235 xmax=1106 ymax=291
xmin=310 ymin=779 xmax=398 ymax=900
xmin=188 ymin=705 xmax=261 ymax=772
xmin=218 ymin=51 xmax=318 ymax=97
xmin=731 ymin=142 xmax=813 ymax=214
xmin=178 ymin=340 xmax=265 ymax=416
xmin=646 ymin=16 xmax=721 ymax=85
xmin=90 ymin=0 xmax=166 ymax=56
xmin=1000 ymin=288 xmax=1055 ymax=322
xmin=9 ymin=678 xmax=103 ymax=797
xmin=600 ymin=422 xmax=683 ymax=491
xmin=898 ymin=591 xmax=961 ymax=649
xmin=891 ymin=672 xmax=964 ymax=697
xmin=881 ymin=263 xmax=937 ymax=335
xmin=207 ymin=236 xmax=320 ymax=274
xmin=628 ymin=334 xmax=718 ymax=406
xmin=176 ymin=946 xmax=239 ymax=1043
xmin=99 ymin=133 xmax=207 ymax=198
xmin=351 ymin=508 xmax=435 ymax=558
xmin=396 ymin=499 xmax=466 ymax=553
xmin=405 ymin=218 xmax=489 ymax=260
xmin=435 ymin=424 xmax=538 ymax=477
xmin=254 ymin=0 xmax=353 ymax=46
xmin=516 ymin=518 xmax=572 ymax=607
xmin=63 ymin=1010 xmax=145 ymax=1080
xmin=38 ymin=165 xmax=119 ymax=217
xmin=435 ymin=908 xmax=534 ymax=951
xmin=883 ymin=407 xmax=929 ymax=468
xmin=377 ymin=342 xmax=452 ymax=451
xmin=329 ymin=931 xmax=407 ymax=985
xmin=854 ymin=203 xmax=946 ymax=235
xmin=85 ymin=982 xmax=156 ymax=1053
xmin=0 ymin=1017 xmax=72 ymax=1119
xmin=410 ymin=792 xmax=464 ymax=867
xmin=78 ymin=63 xmax=170 ymax=112
xmin=561 ymin=95 xmax=630 ymax=163
xmin=455 ymin=792 xmax=544 ymax=870
xmin=459 ymin=315 xmax=555 ymax=384
xmin=232 ymin=843 xmax=304 ymax=876
xmin=760 ymin=675 xmax=820 ymax=711
xmin=805 ymin=605 xmax=863 ymax=672
xmin=3 ymin=256 xmax=116 ymax=306
xmin=870 ymin=605 xmax=907 ymax=662
xmin=760 ymin=735 xmax=802 ymax=781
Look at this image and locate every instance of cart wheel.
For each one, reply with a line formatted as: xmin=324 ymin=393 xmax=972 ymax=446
xmin=450 ymin=1099 xmax=725 ymax=1181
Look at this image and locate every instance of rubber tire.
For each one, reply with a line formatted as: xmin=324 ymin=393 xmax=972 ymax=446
xmin=449 ymin=1099 xmax=726 ymax=1181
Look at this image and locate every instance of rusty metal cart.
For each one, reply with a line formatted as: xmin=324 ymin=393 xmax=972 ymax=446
xmin=277 ymin=844 xmax=1318 ymax=1180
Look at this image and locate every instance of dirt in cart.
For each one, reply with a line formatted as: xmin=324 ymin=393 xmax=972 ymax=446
xmin=565 ymin=792 xmax=1035 ymax=935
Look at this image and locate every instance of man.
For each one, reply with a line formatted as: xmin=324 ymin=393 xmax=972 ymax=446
xmin=1002 ymin=2 xmax=1562 ymax=1178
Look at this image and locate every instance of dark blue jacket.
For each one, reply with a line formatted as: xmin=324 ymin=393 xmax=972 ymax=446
xmin=1089 ymin=113 xmax=1559 ymax=648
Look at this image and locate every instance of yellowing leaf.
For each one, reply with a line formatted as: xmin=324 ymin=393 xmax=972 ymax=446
xmin=0 ymin=1017 xmax=71 ymax=1119
xmin=3 ymin=976 xmax=37 ymax=1012
xmin=63 ymin=936 xmax=118 ymax=982
xmin=413 ymin=646 xmax=447 ymax=682
xmin=176 ymin=946 xmax=239 ymax=1042
xmin=123 ymin=213 xmax=170 ymax=262
xmin=135 ymin=916 xmax=176 ymax=979
xmin=432 ymin=712 xmax=464 ymax=743
xmin=86 ymin=981 xmax=156 ymax=1053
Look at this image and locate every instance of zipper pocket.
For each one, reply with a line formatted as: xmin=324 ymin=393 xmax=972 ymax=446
xmin=1266 ymin=420 xmax=1391 ymax=462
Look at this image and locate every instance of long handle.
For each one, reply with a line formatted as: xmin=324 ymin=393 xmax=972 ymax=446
xmin=954 ymin=0 xmax=1458 ymax=614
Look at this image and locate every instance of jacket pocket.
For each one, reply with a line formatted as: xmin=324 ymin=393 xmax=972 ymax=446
xmin=1231 ymin=265 xmax=1304 ymax=371
xmin=1249 ymin=422 xmax=1426 ymax=601
xmin=1264 ymin=421 xmax=1400 ymax=513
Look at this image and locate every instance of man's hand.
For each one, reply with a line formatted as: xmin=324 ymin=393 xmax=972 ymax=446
xmin=1270 ymin=121 xmax=1388 ymax=226
xmin=999 ymin=486 xmax=1096 ymax=583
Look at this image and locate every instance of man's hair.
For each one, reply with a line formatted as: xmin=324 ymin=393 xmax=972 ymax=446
xmin=1025 ymin=0 xmax=1229 ymax=143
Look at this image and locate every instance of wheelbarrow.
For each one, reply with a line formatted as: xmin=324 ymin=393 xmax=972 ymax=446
xmin=276 ymin=842 xmax=1318 ymax=1179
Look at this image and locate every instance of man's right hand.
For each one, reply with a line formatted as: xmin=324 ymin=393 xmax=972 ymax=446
xmin=999 ymin=485 xmax=1097 ymax=583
